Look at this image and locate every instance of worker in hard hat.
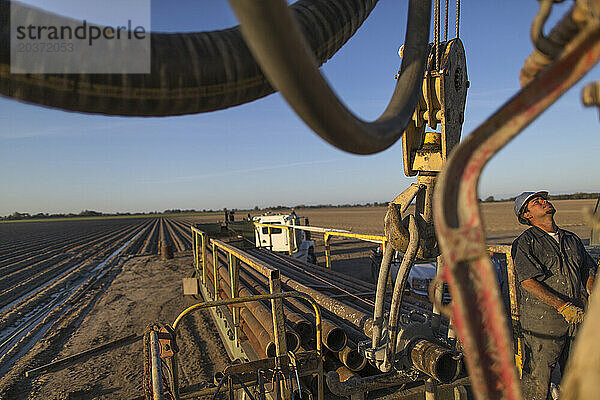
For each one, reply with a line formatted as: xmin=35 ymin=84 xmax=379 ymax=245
xmin=511 ymin=191 xmax=596 ymax=400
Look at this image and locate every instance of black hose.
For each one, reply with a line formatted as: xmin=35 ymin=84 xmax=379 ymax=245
xmin=229 ymin=0 xmax=431 ymax=154
xmin=0 ymin=0 xmax=378 ymax=116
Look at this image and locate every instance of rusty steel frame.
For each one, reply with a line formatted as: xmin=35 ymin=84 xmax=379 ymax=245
xmin=433 ymin=17 xmax=600 ymax=400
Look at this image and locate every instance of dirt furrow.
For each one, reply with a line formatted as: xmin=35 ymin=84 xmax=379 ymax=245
xmin=0 ymin=223 xmax=144 ymax=308
xmin=164 ymin=218 xmax=186 ymax=252
xmin=140 ymin=219 xmax=160 ymax=254
xmin=1 ymin=254 xmax=230 ymax=400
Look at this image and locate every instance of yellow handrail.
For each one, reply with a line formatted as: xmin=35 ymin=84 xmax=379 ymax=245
xmin=323 ymin=231 xmax=386 ymax=269
xmin=252 ymin=222 xmax=386 ymax=269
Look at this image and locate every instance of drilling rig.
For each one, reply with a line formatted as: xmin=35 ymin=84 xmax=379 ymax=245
xmin=2 ymin=0 xmax=600 ymax=399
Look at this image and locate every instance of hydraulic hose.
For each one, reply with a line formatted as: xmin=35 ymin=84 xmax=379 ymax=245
xmin=0 ymin=0 xmax=378 ymax=116
xmin=229 ymin=0 xmax=431 ymax=154
xmin=382 ymin=215 xmax=419 ymax=372
xmin=371 ymin=184 xmax=421 ymax=351
xmin=371 ymin=239 xmax=395 ymax=350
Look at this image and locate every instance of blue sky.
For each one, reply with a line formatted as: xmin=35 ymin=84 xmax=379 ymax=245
xmin=1 ymin=1 xmax=599 ymax=215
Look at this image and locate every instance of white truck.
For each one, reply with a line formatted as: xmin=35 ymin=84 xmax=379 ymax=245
xmin=252 ymin=211 xmax=316 ymax=264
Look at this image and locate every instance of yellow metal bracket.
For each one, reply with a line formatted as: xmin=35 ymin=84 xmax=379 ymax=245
xmin=324 ymin=231 xmax=386 ymax=269
xmin=402 ymin=39 xmax=469 ymax=177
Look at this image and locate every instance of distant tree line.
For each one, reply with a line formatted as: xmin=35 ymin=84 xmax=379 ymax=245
xmin=292 ymin=202 xmax=387 ymax=209
xmin=1 ymin=208 xmax=219 ymax=221
xmin=5 ymin=193 xmax=598 ymax=220
xmin=480 ymin=192 xmax=600 ymax=203
xmin=3 ymin=210 xmax=106 ymax=220
xmin=260 ymin=202 xmax=388 ymax=211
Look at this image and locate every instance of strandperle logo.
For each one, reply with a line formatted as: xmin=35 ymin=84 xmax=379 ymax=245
xmin=15 ymin=20 xmax=147 ymax=46
xmin=11 ymin=0 xmax=151 ymax=74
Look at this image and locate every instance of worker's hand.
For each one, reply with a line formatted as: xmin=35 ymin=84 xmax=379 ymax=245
xmin=557 ymin=302 xmax=585 ymax=324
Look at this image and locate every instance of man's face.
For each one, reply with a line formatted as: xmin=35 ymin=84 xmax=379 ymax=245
xmin=523 ymin=195 xmax=555 ymax=223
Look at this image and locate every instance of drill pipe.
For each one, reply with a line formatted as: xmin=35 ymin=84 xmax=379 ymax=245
xmin=251 ymin=247 xmax=378 ymax=294
xmin=248 ymin=249 xmax=374 ymax=315
xmin=208 ymin=242 xmax=454 ymax=382
xmin=214 ymin=371 xmax=225 ymax=386
xmin=225 ymin=289 xmax=280 ymax=358
xmin=247 ymin=248 xmax=430 ymax=331
xmin=248 ymin=246 xmax=443 ymax=320
xmin=410 ymin=339 xmax=461 ymax=384
xmin=207 ymin=261 xmax=301 ymax=353
xmin=322 ymin=358 xmax=360 ymax=385
xmin=241 ymin=262 xmax=348 ymax=352
xmin=215 ymin=244 xmax=373 ymax=331
xmin=237 ymin=270 xmax=314 ymax=343
xmin=283 ymin=273 xmax=374 ymax=337
xmin=248 ymin=248 xmax=376 ymax=307
xmin=214 ymin=272 xmax=273 ymax=357
xmin=210 ymin=259 xmax=302 ymax=352
xmin=237 ymin=283 xmax=301 ymax=353
xmin=210 ymin=266 xmax=300 ymax=357
xmin=336 ymin=365 xmax=360 ymax=383
xmin=239 ymin=316 xmax=270 ymax=359
xmin=219 ymin=244 xmax=372 ymax=324
xmin=338 ymin=340 xmax=367 ymax=372
xmin=240 ymin=268 xmax=347 ymax=352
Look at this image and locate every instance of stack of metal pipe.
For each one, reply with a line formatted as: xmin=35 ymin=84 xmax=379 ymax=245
xmin=203 ymin=241 xmax=456 ymax=396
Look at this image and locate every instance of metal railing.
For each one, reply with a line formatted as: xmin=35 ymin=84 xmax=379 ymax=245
xmin=190 ymin=225 xmax=325 ymax=400
xmin=170 ymin=292 xmax=324 ymax=400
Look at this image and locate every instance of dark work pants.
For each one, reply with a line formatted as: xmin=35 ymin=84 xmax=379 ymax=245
xmin=521 ymin=331 xmax=573 ymax=400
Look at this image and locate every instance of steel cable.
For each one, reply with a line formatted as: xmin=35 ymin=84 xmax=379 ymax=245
xmin=456 ymin=0 xmax=460 ymax=38
xmin=444 ymin=0 xmax=449 ymax=42
xmin=434 ymin=0 xmax=440 ymax=71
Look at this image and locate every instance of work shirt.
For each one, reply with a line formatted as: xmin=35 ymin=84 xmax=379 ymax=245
xmin=511 ymin=226 xmax=597 ymax=336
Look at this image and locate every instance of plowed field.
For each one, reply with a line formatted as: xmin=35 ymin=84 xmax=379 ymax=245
xmin=0 ymin=200 xmax=595 ymax=399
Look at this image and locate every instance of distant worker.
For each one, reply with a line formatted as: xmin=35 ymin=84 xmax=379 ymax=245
xmin=512 ymin=191 xmax=596 ymax=399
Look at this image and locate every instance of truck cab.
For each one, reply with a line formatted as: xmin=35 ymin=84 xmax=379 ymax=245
xmin=252 ymin=212 xmax=316 ymax=264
